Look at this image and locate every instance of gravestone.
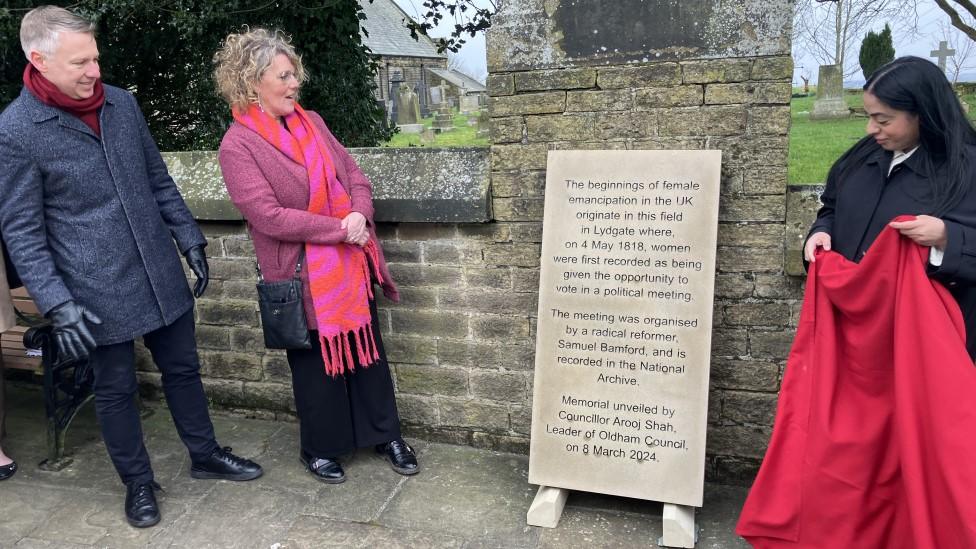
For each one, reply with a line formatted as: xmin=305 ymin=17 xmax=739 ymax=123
xmin=432 ymin=101 xmax=455 ymax=133
xmin=528 ymin=150 xmax=721 ymax=545
xmin=476 ymin=109 xmax=490 ymax=139
xmin=395 ymin=83 xmax=424 ymax=134
xmin=460 ymin=94 xmax=481 ymax=114
xmin=931 ymin=40 xmax=956 ymax=72
xmin=419 ymin=127 xmax=436 ymax=144
xmin=810 ymin=64 xmax=849 ymax=120
xmin=429 ymin=83 xmax=445 ymax=108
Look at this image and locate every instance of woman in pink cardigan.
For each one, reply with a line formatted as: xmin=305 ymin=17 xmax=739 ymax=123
xmin=213 ymin=29 xmax=417 ymax=484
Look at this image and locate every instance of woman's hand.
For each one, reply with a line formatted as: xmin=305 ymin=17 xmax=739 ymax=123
xmin=804 ymin=232 xmax=832 ymax=263
xmin=889 ymin=215 xmax=948 ymax=249
xmin=341 ymin=212 xmax=369 ymax=246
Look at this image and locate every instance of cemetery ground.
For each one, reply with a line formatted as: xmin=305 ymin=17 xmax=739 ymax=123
xmin=789 ymin=88 xmax=976 ymax=184
xmin=0 ymin=381 xmax=751 ymax=548
xmin=383 ymin=111 xmax=490 ymax=148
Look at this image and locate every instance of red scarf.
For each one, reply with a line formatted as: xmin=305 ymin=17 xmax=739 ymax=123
xmin=232 ymin=103 xmax=384 ymax=376
xmin=23 ymin=64 xmax=104 ymax=136
xmin=737 ymin=218 xmax=976 ymax=548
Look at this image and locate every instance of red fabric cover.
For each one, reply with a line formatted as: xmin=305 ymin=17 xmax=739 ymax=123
xmin=736 ymin=217 xmax=976 ymax=549
xmin=23 ymin=64 xmax=103 ymax=136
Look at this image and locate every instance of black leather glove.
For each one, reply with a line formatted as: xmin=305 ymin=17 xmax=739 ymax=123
xmin=184 ymin=245 xmax=209 ymax=298
xmin=46 ymin=300 xmax=102 ymax=364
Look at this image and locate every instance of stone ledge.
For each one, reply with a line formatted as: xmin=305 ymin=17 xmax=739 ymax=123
xmin=785 ymin=183 xmax=825 ymax=276
xmin=162 ymin=147 xmax=492 ymax=224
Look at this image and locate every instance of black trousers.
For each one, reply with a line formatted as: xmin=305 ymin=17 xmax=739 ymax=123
xmin=286 ymin=300 xmax=402 ymax=458
xmin=90 ymin=309 xmax=218 ymax=485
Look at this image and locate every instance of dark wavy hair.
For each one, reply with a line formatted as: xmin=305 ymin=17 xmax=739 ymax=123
xmin=827 ymin=56 xmax=976 ymax=216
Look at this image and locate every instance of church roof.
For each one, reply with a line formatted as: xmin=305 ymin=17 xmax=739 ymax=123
xmin=359 ymin=0 xmax=446 ymax=60
xmin=428 ymin=68 xmax=487 ymax=92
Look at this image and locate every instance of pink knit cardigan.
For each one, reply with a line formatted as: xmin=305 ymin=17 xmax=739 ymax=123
xmin=218 ymin=111 xmax=399 ymax=329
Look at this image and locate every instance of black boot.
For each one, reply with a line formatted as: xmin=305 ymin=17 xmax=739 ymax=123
xmin=190 ymin=446 xmax=263 ymax=481
xmin=125 ymin=481 xmax=161 ymax=528
xmin=376 ymin=439 xmax=419 ymax=476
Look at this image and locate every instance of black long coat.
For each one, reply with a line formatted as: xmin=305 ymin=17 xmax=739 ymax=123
xmin=0 ymin=86 xmax=205 ymax=345
xmin=809 ymin=144 xmax=976 ymax=358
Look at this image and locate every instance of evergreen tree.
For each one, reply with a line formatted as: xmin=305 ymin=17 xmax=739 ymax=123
xmin=859 ymin=24 xmax=896 ymax=81
xmin=0 ymin=1 xmax=393 ymax=149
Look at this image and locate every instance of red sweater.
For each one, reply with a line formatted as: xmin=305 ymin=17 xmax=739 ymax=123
xmin=737 ymin=218 xmax=976 ymax=548
xmin=218 ymin=111 xmax=399 ymax=329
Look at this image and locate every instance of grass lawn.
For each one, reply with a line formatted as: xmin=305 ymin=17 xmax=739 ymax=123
xmin=789 ymin=89 xmax=976 ymax=184
xmin=382 ymin=111 xmax=489 ymax=148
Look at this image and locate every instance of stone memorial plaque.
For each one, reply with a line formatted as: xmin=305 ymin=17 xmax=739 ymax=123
xmin=529 ymin=150 xmax=721 ymax=506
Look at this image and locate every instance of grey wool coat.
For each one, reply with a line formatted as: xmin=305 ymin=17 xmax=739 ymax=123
xmin=0 ymin=85 xmax=205 ymax=345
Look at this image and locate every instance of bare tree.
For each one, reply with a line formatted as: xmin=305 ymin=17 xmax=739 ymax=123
xmin=794 ymin=0 xmax=918 ymax=79
xmin=938 ymin=17 xmax=976 ymax=84
xmin=390 ymin=0 xmax=497 ymax=53
xmin=800 ymin=66 xmax=813 ymax=93
xmin=933 ymin=0 xmax=976 ymax=42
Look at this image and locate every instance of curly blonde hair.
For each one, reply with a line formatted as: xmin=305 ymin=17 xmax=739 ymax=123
xmin=213 ymin=27 xmax=307 ymax=110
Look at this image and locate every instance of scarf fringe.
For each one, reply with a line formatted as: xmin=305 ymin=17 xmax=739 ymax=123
xmin=319 ymin=322 xmax=381 ymax=377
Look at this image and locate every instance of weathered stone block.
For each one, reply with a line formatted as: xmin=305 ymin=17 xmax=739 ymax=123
xmin=472 ymin=432 xmax=530 ymax=454
xmin=220 ymin=280 xmax=256 ymax=300
xmin=681 ymin=59 xmax=753 ymax=84
xmin=456 ymin=223 xmax=513 ymax=242
xmin=785 ymin=184 xmax=825 ymax=276
xmin=753 ymin=274 xmax=803 ymax=299
xmin=717 ymin=246 xmax=783 ymax=273
xmin=470 ymin=371 xmax=528 ymax=402
xmin=208 ymin=258 xmax=256 ymax=281
xmin=491 ymin=171 xmax=546 ymax=198
xmin=711 ymin=359 xmax=780 ymax=391
xmin=351 ymin=148 xmax=491 ymax=223
xmin=749 ymin=329 xmax=794 ymax=361
xmin=195 ymin=325 xmax=232 ymax=351
xmin=510 ymin=223 xmax=544 ymax=243
xmin=748 ymin=106 xmax=791 ymax=135
xmin=566 ymin=89 xmax=634 ymax=112
xmin=384 ymin=334 xmax=438 ymax=365
xmin=713 ymin=456 xmax=763 ymax=486
xmin=395 ymin=365 xmax=468 ymax=396
xmin=487 ymin=73 xmax=515 ymax=96
xmin=711 ymin=328 xmax=749 ymax=357
xmin=200 ymin=350 xmax=263 ymax=381
xmin=470 ymin=314 xmax=532 ymax=340
xmin=525 ymin=113 xmax=592 ymax=141
xmin=437 ymin=399 xmax=510 ymax=432
xmin=395 ymin=223 xmax=457 ymax=241
xmin=492 ymin=198 xmax=545 ymax=222
xmin=512 ymin=268 xmax=541 ymax=293
xmin=510 ymin=405 xmax=533 ymax=435
xmin=597 ymin=63 xmax=681 ymax=89
xmin=165 ymin=151 xmax=242 ymax=221
xmin=483 ymin=243 xmax=542 ymax=267
xmin=388 ymin=287 xmax=438 ymax=309
xmin=381 ymin=240 xmax=423 ymax=263
xmin=395 ymin=394 xmax=439 ymax=425
xmin=724 ymin=302 xmax=792 ymax=326
xmin=714 ymin=273 xmax=755 ymax=299
xmin=242 ymin=381 xmax=294 ymax=412
xmin=635 ymin=86 xmax=704 ymax=108
xmin=387 ymin=264 xmax=463 ymax=287
xmin=706 ymin=424 xmax=771 ymax=459
xmin=197 ymin=300 xmax=258 ymax=327
xmin=717 ymin=223 xmax=784 ymax=248
xmin=463 ymin=267 xmax=513 ymax=290
xmin=751 ymin=56 xmax=794 ymax=80
xmin=222 ymin=237 xmax=255 ymax=258
xmin=743 ymin=165 xmax=788 ymax=195
xmin=262 ymin=353 xmax=291 ymax=383
xmin=658 ymin=106 xmax=747 ymax=136
xmin=390 ymin=310 xmax=468 ymax=338
xmin=719 ymin=195 xmax=786 ymax=222
xmin=438 ymin=289 xmax=538 ymax=315
xmin=515 ymin=68 xmax=597 ymax=91
xmin=705 ymin=82 xmax=792 ymax=105
xmin=491 ymin=116 xmax=524 ymax=144
xmin=722 ymin=391 xmax=778 ymax=425
xmin=437 ymin=339 xmax=535 ymax=369
xmin=491 ymin=143 xmax=549 ymax=171
xmin=489 ymin=92 xmax=566 ymax=117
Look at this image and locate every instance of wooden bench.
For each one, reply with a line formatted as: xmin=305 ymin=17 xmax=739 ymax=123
xmin=1 ymin=288 xmax=43 ymax=373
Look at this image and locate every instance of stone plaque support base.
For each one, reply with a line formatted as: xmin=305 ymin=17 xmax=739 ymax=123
xmin=660 ymin=503 xmax=698 ymax=548
xmin=526 ymin=485 xmax=569 ymax=528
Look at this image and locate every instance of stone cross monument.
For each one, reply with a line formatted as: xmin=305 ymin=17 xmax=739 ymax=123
xmin=931 ymin=40 xmax=956 ymax=72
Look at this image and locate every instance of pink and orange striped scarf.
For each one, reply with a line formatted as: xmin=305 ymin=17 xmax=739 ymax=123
xmin=233 ymin=103 xmax=384 ymax=376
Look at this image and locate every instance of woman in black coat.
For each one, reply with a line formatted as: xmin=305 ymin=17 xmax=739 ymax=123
xmin=805 ymin=56 xmax=976 ymax=359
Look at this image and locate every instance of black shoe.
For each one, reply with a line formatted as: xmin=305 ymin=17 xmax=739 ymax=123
xmin=376 ymin=439 xmax=419 ymax=476
xmin=0 ymin=460 xmax=16 ymax=481
xmin=299 ymin=451 xmax=346 ymax=484
xmin=190 ymin=446 xmax=263 ymax=481
xmin=125 ymin=481 xmax=161 ymax=528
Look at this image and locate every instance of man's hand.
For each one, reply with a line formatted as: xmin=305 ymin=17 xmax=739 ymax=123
xmin=889 ymin=216 xmax=948 ymax=249
xmin=804 ymin=232 xmax=832 ymax=263
xmin=184 ymin=245 xmax=209 ymax=298
xmin=47 ymin=300 xmax=101 ymax=364
xmin=341 ymin=212 xmax=369 ymax=247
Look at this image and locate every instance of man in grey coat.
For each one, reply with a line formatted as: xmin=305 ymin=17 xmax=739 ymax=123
xmin=0 ymin=6 xmax=262 ymax=528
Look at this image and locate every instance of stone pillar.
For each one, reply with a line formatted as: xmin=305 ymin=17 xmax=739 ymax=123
xmin=486 ymin=0 xmax=794 ymax=485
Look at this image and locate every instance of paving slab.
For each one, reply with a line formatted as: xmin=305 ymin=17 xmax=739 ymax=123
xmin=0 ymin=382 xmax=752 ymax=548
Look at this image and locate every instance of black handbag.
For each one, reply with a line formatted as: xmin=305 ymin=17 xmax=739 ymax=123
xmin=256 ymin=251 xmax=312 ymax=350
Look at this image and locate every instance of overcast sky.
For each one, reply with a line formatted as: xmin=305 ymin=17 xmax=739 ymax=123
xmin=390 ymin=0 xmax=492 ymax=82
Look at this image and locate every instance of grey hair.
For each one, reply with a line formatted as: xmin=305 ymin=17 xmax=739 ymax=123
xmin=20 ymin=5 xmax=95 ymax=59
